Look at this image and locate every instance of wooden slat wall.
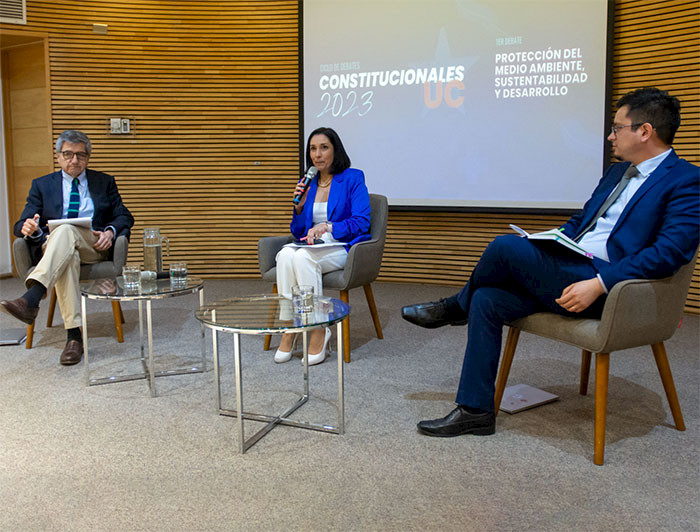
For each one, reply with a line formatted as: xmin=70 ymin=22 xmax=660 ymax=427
xmin=3 ymin=0 xmax=302 ymax=278
xmin=610 ymin=0 xmax=699 ymax=311
xmin=1 ymin=0 xmax=698 ymax=312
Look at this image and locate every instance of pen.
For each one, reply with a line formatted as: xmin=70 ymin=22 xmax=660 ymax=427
xmin=23 ymin=214 xmax=41 ymax=240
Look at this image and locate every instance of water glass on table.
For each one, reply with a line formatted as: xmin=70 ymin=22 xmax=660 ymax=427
xmin=169 ymin=262 xmax=188 ymax=287
xmin=122 ymin=263 xmax=141 ymax=290
xmin=292 ymin=285 xmax=314 ymax=314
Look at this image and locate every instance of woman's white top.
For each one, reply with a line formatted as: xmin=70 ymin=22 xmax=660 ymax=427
xmin=312 ymin=202 xmax=327 ymax=225
xmin=312 ymin=202 xmax=342 ymax=244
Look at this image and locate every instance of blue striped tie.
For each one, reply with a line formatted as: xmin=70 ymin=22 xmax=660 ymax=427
xmin=67 ymin=178 xmax=80 ymax=218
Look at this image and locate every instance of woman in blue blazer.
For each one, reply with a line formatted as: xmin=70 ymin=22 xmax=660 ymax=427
xmin=275 ymin=127 xmax=371 ymax=365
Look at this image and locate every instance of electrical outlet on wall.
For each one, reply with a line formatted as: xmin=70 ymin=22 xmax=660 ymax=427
xmin=108 ymin=117 xmax=132 ymax=135
xmin=110 ymin=118 xmax=122 ymax=134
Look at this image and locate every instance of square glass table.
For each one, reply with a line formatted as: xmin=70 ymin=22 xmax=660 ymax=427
xmin=80 ymin=277 xmax=205 ymax=396
xmin=195 ymin=294 xmax=350 ymax=453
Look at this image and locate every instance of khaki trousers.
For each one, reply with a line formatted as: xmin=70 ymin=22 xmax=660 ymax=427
xmin=27 ymin=224 xmax=107 ymax=329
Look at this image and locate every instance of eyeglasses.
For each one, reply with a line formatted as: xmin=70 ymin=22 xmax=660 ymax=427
xmin=60 ymin=150 xmax=89 ymax=161
xmin=610 ymin=123 xmax=644 ymax=136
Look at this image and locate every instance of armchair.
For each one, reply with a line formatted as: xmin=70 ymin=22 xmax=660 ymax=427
xmin=494 ymin=249 xmax=698 ymax=465
xmin=258 ymin=193 xmax=388 ymax=362
xmin=12 ymin=235 xmax=129 ymax=349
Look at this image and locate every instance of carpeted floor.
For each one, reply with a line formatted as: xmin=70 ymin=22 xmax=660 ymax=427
xmin=1 ymin=277 xmax=698 ymax=531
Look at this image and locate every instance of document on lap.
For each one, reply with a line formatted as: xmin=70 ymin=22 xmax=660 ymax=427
xmin=47 ymin=217 xmax=92 ymax=232
xmin=509 ymin=224 xmax=596 ymax=260
xmin=285 ymin=240 xmax=346 ymax=249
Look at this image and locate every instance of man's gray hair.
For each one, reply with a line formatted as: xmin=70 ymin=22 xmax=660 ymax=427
xmin=55 ymin=130 xmax=92 ymax=155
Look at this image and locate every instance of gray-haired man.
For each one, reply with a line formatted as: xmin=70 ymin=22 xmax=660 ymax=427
xmin=1 ymin=130 xmax=133 ymax=365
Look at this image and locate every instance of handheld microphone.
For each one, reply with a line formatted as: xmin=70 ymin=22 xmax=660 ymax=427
xmin=293 ymin=166 xmax=318 ymax=205
xmin=140 ymin=271 xmax=170 ymax=281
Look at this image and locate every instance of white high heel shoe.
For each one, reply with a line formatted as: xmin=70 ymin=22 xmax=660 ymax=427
xmin=274 ymin=334 xmax=297 ymax=364
xmin=305 ymin=327 xmax=331 ymax=366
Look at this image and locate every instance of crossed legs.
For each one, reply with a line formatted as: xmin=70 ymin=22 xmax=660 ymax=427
xmin=1 ymin=225 xmax=107 ymax=365
xmin=27 ymin=224 xmax=106 ymax=329
xmin=275 ymin=245 xmax=346 ymax=359
xmin=403 ymin=234 xmax=605 ymax=435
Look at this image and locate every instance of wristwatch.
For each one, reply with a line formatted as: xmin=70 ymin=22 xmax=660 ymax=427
xmin=326 ymin=222 xmax=333 ymax=233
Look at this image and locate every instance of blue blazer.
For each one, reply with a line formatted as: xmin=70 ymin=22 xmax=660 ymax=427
xmin=560 ymin=149 xmax=699 ymax=289
xmin=14 ymin=169 xmax=134 ymax=261
xmin=290 ymin=167 xmax=371 ymax=251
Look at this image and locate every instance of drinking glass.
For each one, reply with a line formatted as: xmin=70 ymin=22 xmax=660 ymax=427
xmin=122 ymin=263 xmax=141 ymax=290
xmin=169 ymin=262 xmax=188 ymax=287
xmin=292 ymin=285 xmax=314 ymax=314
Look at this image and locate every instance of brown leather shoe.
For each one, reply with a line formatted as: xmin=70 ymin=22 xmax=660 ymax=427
xmin=60 ymin=339 xmax=84 ymax=366
xmin=0 ymin=297 xmax=39 ymax=325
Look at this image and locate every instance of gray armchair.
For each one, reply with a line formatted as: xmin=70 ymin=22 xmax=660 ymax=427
xmin=258 ymin=193 xmax=388 ymax=362
xmin=494 ymin=248 xmax=698 ymax=465
xmin=12 ymin=235 xmax=129 ymax=349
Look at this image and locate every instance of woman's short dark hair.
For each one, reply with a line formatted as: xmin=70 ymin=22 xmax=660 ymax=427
xmin=617 ymin=87 xmax=681 ymax=145
xmin=305 ymin=127 xmax=351 ymax=174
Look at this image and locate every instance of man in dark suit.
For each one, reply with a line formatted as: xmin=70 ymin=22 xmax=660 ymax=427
xmin=1 ymin=130 xmax=133 ymax=365
xmin=402 ymin=88 xmax=700 ymax=437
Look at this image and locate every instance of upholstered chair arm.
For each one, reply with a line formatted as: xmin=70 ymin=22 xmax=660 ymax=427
xmin=341 ymin=237 xmax=383 ymax=289
xmin=112 ymin=235 xmax=129 ymax=271
xmin=596 ymin=273 xmax=690 ymax=352
xmin=258 ymin=235 xmax=293 ymax=275
xmin=12 ymin=238 xmax=33 ymax=278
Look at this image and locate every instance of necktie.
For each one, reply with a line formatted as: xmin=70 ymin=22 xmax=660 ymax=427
xmin=574 ymin=164 xmax=639 ymax=241
xmin=67 ymin=178 xmax=80 ymax=218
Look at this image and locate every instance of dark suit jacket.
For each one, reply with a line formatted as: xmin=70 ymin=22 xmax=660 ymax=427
xmin=560 ymin=149 xmax=700 ymax=289
xmin=13 ymin=169 xmax=134 ymax=264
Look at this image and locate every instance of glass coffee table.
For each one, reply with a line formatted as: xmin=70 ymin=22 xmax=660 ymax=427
xmin=80 ymin=277 xmax=205 ymax=397
xmin=195 ymin=295 xmax=350 ymax=453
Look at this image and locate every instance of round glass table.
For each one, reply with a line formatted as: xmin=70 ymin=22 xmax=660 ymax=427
xmin=80 ymin=277 xmax=205 ymax=397
xmin=195 ymin=294 xmax=350 ymax=453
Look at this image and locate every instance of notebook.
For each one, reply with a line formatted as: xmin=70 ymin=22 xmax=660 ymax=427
xmin=498 ymin=384 xmax=559 ymax=414
xmin=0 ymin=328 xmax=27 ymax=346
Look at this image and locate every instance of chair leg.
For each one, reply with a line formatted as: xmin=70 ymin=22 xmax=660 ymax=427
xmin=363 ymin=284 xmax=383 ymax=339
xmin=580 ymin=350 xmax=592 ymax=395
xmin=46 ymin=288 xmax=57 ymax=327
xmin=594 ymin=352 xmax=610 ymax=466
xmin=494 ymin=327 xmax=520 ymax=415
xmin=25 ymin=322 xmax=35 ymax=349
xmin=339 ymin=289 xmax=351 ymax=363
xmin=263 ymin=283 xmax=278 ymax=351
xmin=111 ymin=301 xmax=124 ymax=343
xmin=650 ymin=342 xmax=686 ymax=431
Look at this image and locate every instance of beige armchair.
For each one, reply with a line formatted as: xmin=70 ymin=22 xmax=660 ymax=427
xmin=12 ymin=235 xmax=129 ymax=349
xmin=257 ymin=193 xmax=388 ymax=362
xmin=494 ymin=249 xmax=698 ymax=465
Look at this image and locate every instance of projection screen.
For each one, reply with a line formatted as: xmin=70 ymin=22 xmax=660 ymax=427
xmin=302 ymin=0 xmax=611 ymax=209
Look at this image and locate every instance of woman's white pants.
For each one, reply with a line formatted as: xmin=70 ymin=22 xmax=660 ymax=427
xmin=275 ymin=245 xmax=347 ymax=299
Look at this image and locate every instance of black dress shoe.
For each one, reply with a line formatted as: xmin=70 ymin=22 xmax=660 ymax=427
xmin=417 ymin=406 xmax=495 ymax=437
xmin=60 ymin=340 xmax=84 ymax=366
xmin=401 ymin=299 xmax=467 ymax=329
xmin=0 ymin=297 xmax=39 ymax=325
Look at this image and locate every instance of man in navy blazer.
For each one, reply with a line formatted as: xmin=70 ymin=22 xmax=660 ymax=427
xmin=1 ymin=130 xmax=133 ymax=365
xmin=402 ymin=88 xmax=700 ymax=437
